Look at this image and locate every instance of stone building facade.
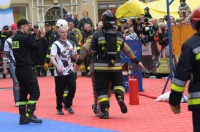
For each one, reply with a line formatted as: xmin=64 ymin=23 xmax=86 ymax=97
xmin=11 ymin=0 xmax=128 ymax=28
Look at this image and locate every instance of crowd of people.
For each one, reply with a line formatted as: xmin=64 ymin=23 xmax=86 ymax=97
xmin=1 ymin=0 xmax=200 ymax=131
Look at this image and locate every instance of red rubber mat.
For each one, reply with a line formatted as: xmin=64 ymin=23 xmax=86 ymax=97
xmin=0 ymin=76 xmax=193 ymax=132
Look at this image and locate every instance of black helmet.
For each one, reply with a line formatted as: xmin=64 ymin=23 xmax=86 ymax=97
xmin=101 ymin=10 xmax=116 ymax=25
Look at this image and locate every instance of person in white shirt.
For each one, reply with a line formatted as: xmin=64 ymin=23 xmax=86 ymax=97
xmin=50 ymin=26 xmax=77 ymax=115
xmin=125 ymin=26 xmax=139 ymax=40
xmin=3 ymin=23 xmax=19 ymax=107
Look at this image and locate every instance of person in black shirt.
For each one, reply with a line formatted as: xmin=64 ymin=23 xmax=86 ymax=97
xmin=77 ymin=11 xmax=94 ymax=31
xmin=144 ymin=7 xmax=152 ymax=19
xmin=12 ymin=19 xmax=45 ymax=125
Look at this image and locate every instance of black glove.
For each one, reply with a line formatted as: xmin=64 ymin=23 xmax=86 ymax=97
xmin=76 ymin=57 xmax=83 ymax=65
xmin=169 ymin=90 xmax=182 ymax=114
xmin=131 ymin=57 xmax=139 ymax=64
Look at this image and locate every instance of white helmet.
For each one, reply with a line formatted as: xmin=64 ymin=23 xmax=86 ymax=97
xmin=56 ymin=19 xmax=68 ymax=28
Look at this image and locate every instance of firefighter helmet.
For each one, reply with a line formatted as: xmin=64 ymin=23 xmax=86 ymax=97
xmin=101 ymin=10 xmax=116 ymax=25
xmin=191 ymin=6 xmax=200 ymax=30
xmin=56 ymin=19 xmax=68 ymax=28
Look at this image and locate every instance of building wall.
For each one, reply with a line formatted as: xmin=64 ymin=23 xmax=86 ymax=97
xmin=11 ymin=0 xmax=127 ymax=28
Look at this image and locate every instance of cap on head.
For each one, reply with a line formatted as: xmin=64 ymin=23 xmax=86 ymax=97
xmin=120 ymin=19 xmax=127 ymax=23
xmin=66 ymin=12 xmax=72 ymax=15
xmin=17 ymin=19 xmax=29 ymax=27
xmin=191 ymin=6 xmax=200 ymax=30
xmin=11 ymin=23 xmax=17 ymax=30
xmin=56 ymin=19 xmax=68 ymax=28
xmin=144 ymin=7 xmax=149 ymax=11
xmin=3 ymin=25 xmax=9 ymax=30
xmin=45 ymin=23 xmax=50 ymax=27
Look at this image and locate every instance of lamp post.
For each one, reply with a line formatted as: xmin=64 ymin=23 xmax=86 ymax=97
xmin=60 ymin=0 xmax=63 ymax=19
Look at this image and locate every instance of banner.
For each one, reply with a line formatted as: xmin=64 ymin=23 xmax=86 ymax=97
xmin=0 ymin=0 xmax=14 ymax=28
xmin=122 ymin=40 xmax=143 ymax=92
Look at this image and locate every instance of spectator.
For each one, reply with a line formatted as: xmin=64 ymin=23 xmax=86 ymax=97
xmin=3 ymin=23 xmax=19 ymax=106
xmin=156 ymin=24 xmax=168 ymax=53
xmin=81 ymin=23 xmax=93 ymax=77
xmin=175 ymin=19 xmax=182 ymax=26
xmin=78 ymin=11 xmax=93 ymax=31
xmin=158 ymin=18 xmax=164 ymax=23
xmin=126 ymin=19 xmax=132 ymax=27
xmin=144 ymin=7 xmax=152 ymax=19
xmin=73 ymin=12 xmax=79 ymax=28
xmin=134 ymin=18 xmax=143 ymax=38
xmin=125 ymin=26 xmax=139 ymax=40
xmin=178 ymin=0 xmax=191 ymax=16
xmin=96 ymin=21 xmax=103 ymax=31
xmin=120 ymin=19 xmax=129 ymax=30
xmin=65 ymin=12 xmax=74 ymax=23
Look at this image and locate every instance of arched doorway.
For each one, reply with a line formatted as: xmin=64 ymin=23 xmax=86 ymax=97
xmin=45 ymin=7 xmax=68 ymax=25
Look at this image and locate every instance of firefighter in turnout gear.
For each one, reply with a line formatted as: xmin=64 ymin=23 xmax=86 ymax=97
xmin=33 ymin=25 xmax=48 ymax=77
xmin=169 ymin=6 xmax=200 ymax=132
xmin=90 ymin=10 xmax=128 ymax=119
xmin=74 ymin=21 xmax=145 ymax=116
xmin=12 ymin=19 xmax=45 ymax=125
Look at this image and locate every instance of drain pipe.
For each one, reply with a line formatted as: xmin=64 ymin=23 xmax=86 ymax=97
xmin=92 ymin=0 xmax=97 ymax=30
xmin=31 ymin=0 xmax=34 ymax=27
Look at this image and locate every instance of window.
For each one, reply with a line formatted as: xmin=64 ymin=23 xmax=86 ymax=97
xmin=45 ymin=7 xmax=67 ymax=24
xmin=12 ymin=5 xmax=28 ymax=22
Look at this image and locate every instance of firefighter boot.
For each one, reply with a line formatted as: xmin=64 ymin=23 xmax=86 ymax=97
xmin=19 ymin=105 xmax=30 ymax=125
xmin=40 ymin=68 xmax=45 ymax=77
xmin=117 ymin=96 xmax=128 ymax=114
xmin=27 ymin=104 xmax=42 ymax=123
xmin=99 ymin=106 xmax=109 ymax=119
xmin=92 ymin=103 xmax=100 ymax=116
xmin=99 ymin=103 xmax=109 ymax=119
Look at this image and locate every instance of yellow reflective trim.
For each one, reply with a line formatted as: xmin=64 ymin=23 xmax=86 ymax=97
xmin=98 ymin=40 xmax=106 ymax=44
xmin=80 ymin=65 xmax=86 ymax=68
xmin=114 ymin=87 xmax=125 ymax=93
xmin=94 ymin=66 xmax=122 ymax=70
xmin=18 ymin=102 xmax=27 ymax=105
xmin=28 ymin=100 xmax=36 ymax=104
xmin=117 ymin=40 xmax=122 ymax=45
xmin=117 ymin=41 xmax=122 ymax=52
xmin=171 ymin=83 xmax=185 ymax=92
xmin=63 ymin=93 xmax=68 ymax=97
xmin=49 ymin=66 xmax=54 ymax=69
xmin=46 ymin=54 xmax=50 ymax=58
xmin=195 ymin=53 xmax=200 ymax=60
xmin=188 ymin=98 xmax=200 ymax=105
xmin=98 ymin=97 xmax=109 ymax=103
xmin=76 ymin=47 xmax=81 ymax=50
xmin=1 ymin=35 xmax=7 ymax=38
xmin=102 ymin=46 xmax=106 ymax=50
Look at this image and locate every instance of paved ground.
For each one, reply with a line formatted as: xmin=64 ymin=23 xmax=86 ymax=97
xmin=0 ymin=76 xmax=193 ymax=132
